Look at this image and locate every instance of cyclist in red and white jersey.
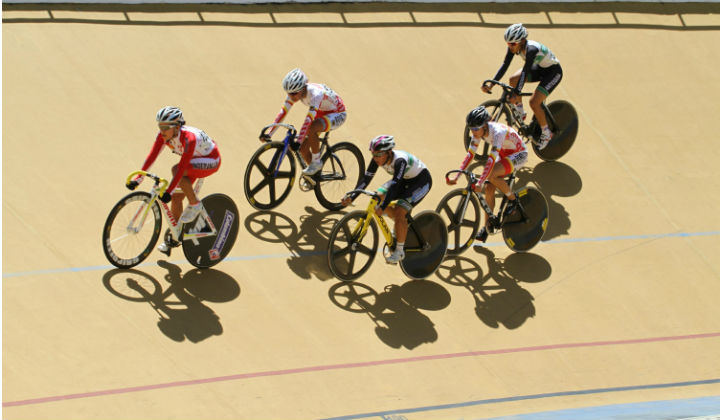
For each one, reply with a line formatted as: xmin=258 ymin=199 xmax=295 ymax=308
xmin=260 ymin=68 xmax=347 ymax=177
xmin=126 ymin=106 xmax=221 ymax=255
xmin=447 ymin=106 xmax=528 ymax=243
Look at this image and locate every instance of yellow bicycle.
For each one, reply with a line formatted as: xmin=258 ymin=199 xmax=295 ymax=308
xmin=102 ymin=171 xmax=240 ymax=269
xmin=327 ymin=189 xmax=448 ymax=281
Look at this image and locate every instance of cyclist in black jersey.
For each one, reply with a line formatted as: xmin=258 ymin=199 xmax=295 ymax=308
xmin=482 ymin=23 xmax=563 ymax=149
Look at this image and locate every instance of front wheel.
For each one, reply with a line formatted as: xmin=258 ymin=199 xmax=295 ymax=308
xmin=243 ymin=141 xmax=296 ymax=210
xmin=102 ymin=191 xmax=162 ymax=269
xmin=182 ymin=193 xmax=240 ymax=269
xmin=400 ymin=211 xmax=448 ymax=280
xmin=327 ymin=210 xmax=378 ymax=281
xmin=314 ymin=142 xmax=365 ymax=211
xmin=435 ymin=188 xmax=481 ymax=255
xmin=501 ymin=187 xmax=549 ymax=252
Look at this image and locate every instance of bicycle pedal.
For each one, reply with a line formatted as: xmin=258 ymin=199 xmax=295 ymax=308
xmin=299 ymin=175 xmax=316 ymax=191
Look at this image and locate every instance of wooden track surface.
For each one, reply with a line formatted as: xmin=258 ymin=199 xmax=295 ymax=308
xmin=3 ymin=5 xmax=720 ymax=419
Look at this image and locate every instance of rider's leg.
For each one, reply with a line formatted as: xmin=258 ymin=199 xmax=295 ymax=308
xmin=530 ymin=89 xmax=549 ymax=130
xmin=508 ymin=69 xmax=526 ymax=119
xmin=301 ymin=119 xmax=326 ymax=172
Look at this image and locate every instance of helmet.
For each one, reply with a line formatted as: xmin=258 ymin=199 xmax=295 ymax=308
xmin=282 ymin=68 xmax=308 ymax=93
xmin=369 ymin=135 xmax=395 ymax=153
xmin=466 ymin=106 xmax=490 ymax=127
xmin=156 ymin=106 xmax=185 ymax=125
xmin=504 ymin=23 xmax=528 ymax=44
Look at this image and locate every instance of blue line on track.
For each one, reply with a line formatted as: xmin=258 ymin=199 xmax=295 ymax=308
xmin=3 ymin=230 xmax=719 ymax=279
xmin=318 ymin=379 xmax=720 ymax=420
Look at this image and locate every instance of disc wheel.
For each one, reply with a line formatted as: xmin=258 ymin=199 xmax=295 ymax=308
xmin=400 ymin=211 xmax=448 ymax=280
xmin=182 ymin=193 xmax=240 ymax=269
xmin=501 ymin=187 xmax=549 ymax=252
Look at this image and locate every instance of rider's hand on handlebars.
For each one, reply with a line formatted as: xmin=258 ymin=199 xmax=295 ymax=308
xmin=126 ymin=180 xmax=139 ymax=191
xmin=259 ymin=133 xmax=271 ymax=142
xmin=481 ymin=83 xmax=492 ymax=94
xmin=159 ymin=192 xmax=172 ymax=203
xmin=446 ymin=175 xmax=458 ymax=186
xmin=341 ymin=195 xmax=353 ymax=207
xmin=290 ymin=140 xmax=301 ymax=151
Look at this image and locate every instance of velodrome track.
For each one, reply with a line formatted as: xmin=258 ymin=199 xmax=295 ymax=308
xmin=3 ymin=3 xmax=720 ymax=419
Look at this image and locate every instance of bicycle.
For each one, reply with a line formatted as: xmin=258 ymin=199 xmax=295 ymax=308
xmin=327 ymin=189 xmax=448 ymax=281
xmin=435 ymin=169 xmax=549 ymax=255
xmin=102 ymin=170 xmax=240 ymax=269
xmin=244 ymin=123 xmax=365 ymax=211
xmin=463 ymin=79 xmax=579 ymax=163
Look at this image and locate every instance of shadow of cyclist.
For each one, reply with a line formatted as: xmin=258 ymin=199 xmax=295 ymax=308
xmin=101 ymin=263 xmax=240 ymax=342
xmin=435 ymin=247 xmax=550 ymax=329
xmin=244 ymin=207 xmax=345 ymax=281
xmin=328 ymin=280 xmax=449 ymax=349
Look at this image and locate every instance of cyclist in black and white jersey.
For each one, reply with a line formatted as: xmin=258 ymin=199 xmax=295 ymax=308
xmin=482 ymin=23 xmax=563 ymax=149
xmin=341 ymin=135 xmax=432 ymax=264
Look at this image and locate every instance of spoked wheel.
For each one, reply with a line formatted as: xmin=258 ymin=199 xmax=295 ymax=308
xmin=102 ymin=191 xmax=162 ymax=269
xmin=463 ymin=99 xmax=514 ymax=163
xmin=314 ymin=142 xmax=365 ymax=211
xmin=435 ymin=188 xmax=481 ymax=255
xmin=501 ymin=187 xmax=549 ymax=252
xmin=182 ymin=193 xmax=240 ymax=269
xmin=243 ymin=141 xmax=296 ymax=210
xmin=327 ymin=210 xmax=379 ymax=281
xmin=400 ymin=211 xmax=448 ymax=280
xmin=532 ymin=100 xmax=579 ymax=162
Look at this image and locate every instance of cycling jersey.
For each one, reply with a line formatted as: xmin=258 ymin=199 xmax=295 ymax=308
xmin=270 ymin=83 xmax=347 ymax=143
xmin=492 ymin=40 xmax=561 ymax=94
xmin=353 ymin=150 xmax=430 ymax=210
xmin=141 ymin=125 xmax=220 ymax=194
xmin=460 ymin=122 xmax=527 ymax=188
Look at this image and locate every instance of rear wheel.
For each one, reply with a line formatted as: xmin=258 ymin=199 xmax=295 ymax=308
xmin=314 ymin=142 xmax=365 ymax=211
xmin=532 ymin=100 xmax=579 ymax=162
xmin=102 ymin=191 xmax=162 ymax=268
xmin=400 ymin=211 xmax=448 ymax=280
xmin=327 ymin=210 xmax=378 ymax=281
xmin=243 ymin=141 xmax=296 ymax=210
xmin=501 ymin=187 xmax=548 ymax=252
xmin=182 ymin=193 xmax=240 ymax=269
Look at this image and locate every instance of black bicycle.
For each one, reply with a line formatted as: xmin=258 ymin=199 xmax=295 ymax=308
xmin=463 ymin=79 xmax=579 ymax=163
xmin=436 ymin=170 xmax=548 ymax=254
xmin=244 ymin=123 xmax=365 ymax=211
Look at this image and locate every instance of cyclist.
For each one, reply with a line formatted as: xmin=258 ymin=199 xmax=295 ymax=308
xmin=448 ymin=106 xmax=528 ymax=243
xmin=341 ymin=135 xmax=432 ymax=264
xmin=260 ymin=68 xmax=347 ymax=178
xmin=127 ymin=106 xmax=221 ymax=256
xmin=482 ymin=23 xmax=563 ymax=149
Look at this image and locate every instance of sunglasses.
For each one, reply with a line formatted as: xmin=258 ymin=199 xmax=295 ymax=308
xmin=507 ymin=42 xmax=518 ymax=47
xmin=158 ymin=124 xmax=177 ymax=131
xmin=372 ymin=151 xmax=387 ymax=157
xmin=469 ymin=126 xmax=483 ymax=132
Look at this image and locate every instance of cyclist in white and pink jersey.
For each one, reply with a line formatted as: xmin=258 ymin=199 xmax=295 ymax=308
xmin=447 ymin=105 xmax=528 ymax=243
xmin=126 ymin=106 xmax=221 ymax=255
xmin=260 ymin=68 xmax=347 ymax=177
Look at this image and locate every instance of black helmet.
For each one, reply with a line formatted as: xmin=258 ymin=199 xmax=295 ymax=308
xmin=466 ymin=106 xmax=490 ymax=127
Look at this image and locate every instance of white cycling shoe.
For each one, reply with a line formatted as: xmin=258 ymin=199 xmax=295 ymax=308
xmin=157 ymin=242 xmax=171 ymax=256
xmin=302 ymin=160 xmax=323 ymax=176
xmin=538 ymin=129 xmax=553 ymax=150
xmin=180 ymin=202 xmax=204 ymax=224
xmin=385 ymin=249 xmax=405 ymax=265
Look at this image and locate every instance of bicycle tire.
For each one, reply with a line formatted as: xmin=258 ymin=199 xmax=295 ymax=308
xmin=532 ymin=100 xmax=579 ymax=162
xmin=314 ymin=142 xmax=366 ymax=211
xmin=243 ymin=141 xmax=296 ymax=210
xmin=435 ymin=188 xmax=481 ymax=255
xmin=501 ymin=187 xmax=549 ymax=252
xmin=400 ymin=211 xmax=448 ymax=280
xmin=182 ymin=193 xmax=240 ymax=269
xmin=102 ymin=191 xmax=162 ymax=269
xmin=463 ymin=99 xmax=514 ymax=163
xmin=327 ymin=210 xmax=379 ymax=281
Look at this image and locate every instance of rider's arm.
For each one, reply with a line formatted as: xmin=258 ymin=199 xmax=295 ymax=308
xmin=166 ymin=132 xmax=196 ymax=195
xmin=267 ymin=97 xmax=294 ymax=137
xmin=140 ymin=134 xmax=165 ymax=172
xmin=456 ymin=135 xmax=481 ymax=178
xmin=516 ymin=44 xmax=538 ymax=94
xmin=473 ymin=148 xmax=500 ymax=190
xmin=379 ymin=159 xmax=407 ymax=210
xmin=296 ymin=106 xmax=318 ymax=145
xmin=348 ymin=159 xmax=378 ymax=202
xmin=491 ymin=48 xmax=514 ymax=83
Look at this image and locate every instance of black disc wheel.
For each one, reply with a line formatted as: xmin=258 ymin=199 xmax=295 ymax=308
xmin=182 ymin=193 xmax=240 ymax=269
xmin=327 ymin=210 xmax=379 ymax=281
xmin=243 ymin=141 xmax=296 ymax=210
xmin=400 ymin=211 xmax=448 ymax=280
xmin=532 ymin=100 xmax=579 ymax=162
xmin=501 ymin=187 xmax=549 ymax=252
xmin=102 ymin=191 xmax=162 ymax=269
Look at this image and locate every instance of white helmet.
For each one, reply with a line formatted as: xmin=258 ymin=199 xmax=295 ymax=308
xmin=282 ymin=68 xmax=308 ymax=93
xmin=156 ymin=106 xmax=185 ymax=125
xmin=504 ymin=23 xmax=528 ymax=43
xmin=369 ymin=135 xmax=395 ymax=153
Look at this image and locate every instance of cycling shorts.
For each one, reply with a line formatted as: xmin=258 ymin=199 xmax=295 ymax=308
xmin=498 ymin=151 xmax=528 ymax=175
xmin=378 ymin=168 xmax=432 ymax=212
xmin=317 ymin=111 xmax=347 ymax=132
xmin=527 ymin=63 xmax=563 ymax=96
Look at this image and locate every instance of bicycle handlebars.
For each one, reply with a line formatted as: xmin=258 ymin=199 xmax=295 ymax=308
xmin=482 ymin=79 xmax=532 ymax=97
xmin=445 ymin=169 xmax=477 ymax=184
xmin=260 ymin=123 xmax=297 ymax=140
xmin=126 ymin=170 xmax=169 ymax=193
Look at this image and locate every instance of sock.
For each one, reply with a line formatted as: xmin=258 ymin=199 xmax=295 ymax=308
xmin=312 ymin=152 xmax=321 ymax=162
xmin=396 ymin=242 xmax=404 ymax=253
